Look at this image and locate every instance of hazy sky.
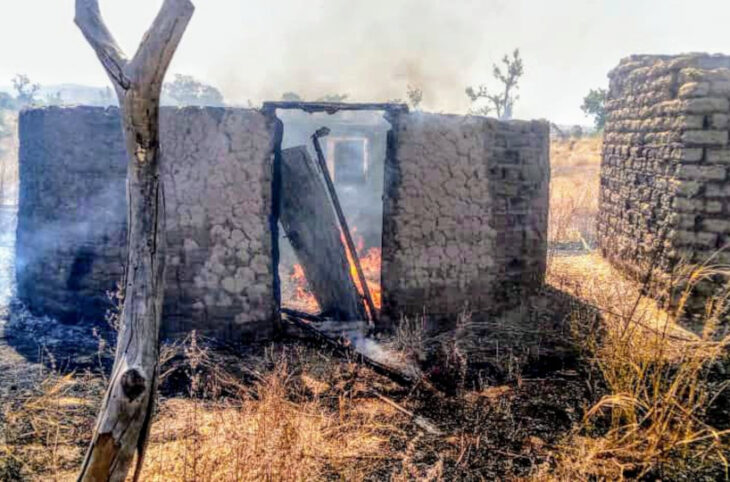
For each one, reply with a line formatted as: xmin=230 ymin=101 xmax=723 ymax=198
xmin=1 ymin=0 xmax=729 ymax=124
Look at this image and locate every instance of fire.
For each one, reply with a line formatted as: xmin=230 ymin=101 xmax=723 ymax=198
xmin=289 ymin=263 xmax=320 ymax=312
xmin=341 ymin=229 xmax=382 ymax=314
xmin=348 ymin=246 xmax=382 ymax=311
xmin=287 ymin=230 xmax=382 ymax=316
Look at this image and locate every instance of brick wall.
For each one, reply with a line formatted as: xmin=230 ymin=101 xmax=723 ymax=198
xmin=598 ymin=54 xmax=730 ymax=324
xmin=381 ymin=112 xmax=549 ymax=322
xmin=18 ymin=105 xmax=551 ymax=338
xmin=17 ymin=106 xmax=279 ymax=341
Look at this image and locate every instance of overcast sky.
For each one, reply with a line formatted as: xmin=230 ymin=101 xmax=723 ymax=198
xmin=1 ymin=0 xmax=729 ymax=124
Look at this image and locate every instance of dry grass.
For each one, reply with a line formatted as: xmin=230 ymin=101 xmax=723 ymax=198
xmin=0 ymin=338 xmax=419 ymax=481
xmin=548 ymin=254 xmax=730 ymax=480
xmin=0 ymin=370 xmax=104 ymax=480
xmin=549 ymin=136 xmax=602 ymax=246
xmin=141 ymin=361 xmax=399 ymax=481
xmin=548 ymin=138 xmax=729 ymax=478
xmin=2 ymin=134 xmax=729 ymax=480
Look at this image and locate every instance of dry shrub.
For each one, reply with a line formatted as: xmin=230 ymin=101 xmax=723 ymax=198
xmin=390 ymin=310 xmax=475 ymax=394
xmin=550 ymin=261 xmax=730 ymax=480
xmin=393 ymin=312 xmax=429 ymax=363
xmin=143 ymin=362 xmax=396 ymax=481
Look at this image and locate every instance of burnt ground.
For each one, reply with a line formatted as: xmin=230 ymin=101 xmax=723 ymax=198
xmin=1 ymin=246 xmax=727 ymax=480
xmin=2 ymin=292 xmax=728 ymax=480
xmin=0 ymin=270 xmax=602 ymax=480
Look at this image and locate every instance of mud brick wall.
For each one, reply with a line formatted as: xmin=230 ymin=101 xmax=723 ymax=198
xmin=598 ymin=54 xmax=730 ymax=319
xmin=17 ymin=106 xmax=278 ymax=340
xmin=381 ymin=113 xmax=550 ymax=322
xmin=17 ymin=107 xmax=127 ymax=324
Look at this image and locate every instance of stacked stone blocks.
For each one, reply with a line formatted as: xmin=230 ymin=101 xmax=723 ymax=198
xmin=18 ymin=106 xmax=551 ymax=338
xmin=598 ymin=54 xmax=730 ymax=317
xmin=382 ymin=113 xmax=549 ymax=321
xmin=17 ymin=106 xmax=278 ymax=341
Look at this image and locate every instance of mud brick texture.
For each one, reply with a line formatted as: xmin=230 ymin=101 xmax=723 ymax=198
xmin=17 ymin=105 xmax=551 ymax=339
xmin=598 ymin=54 xmax=730 ymax=328
xmin=17 ymin=106 xmax=278 ymax=341
xmin=381 ymin=112 xmax=550 ymax=322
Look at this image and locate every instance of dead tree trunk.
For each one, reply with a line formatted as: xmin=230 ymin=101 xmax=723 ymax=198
xmin=74 ymin=1 xmax=194 ymax=480
xmin=280 ymin=146 xmax=367 ymax=320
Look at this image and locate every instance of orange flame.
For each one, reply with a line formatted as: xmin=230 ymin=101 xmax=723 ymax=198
xmin=290 ymin=263 xmax=320 ymax=312
xmin=288 ymin=230 xmax=382 ymax=316
xmin=341 ymin=230 xmax=382 ymax=313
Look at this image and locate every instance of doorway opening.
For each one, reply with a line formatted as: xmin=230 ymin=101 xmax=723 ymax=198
xmin=266 ymin=102 xmax=402 ymax=321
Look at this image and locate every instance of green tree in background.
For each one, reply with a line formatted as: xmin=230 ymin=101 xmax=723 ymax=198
xmin=317 ymin=93 xmax=349 ymax=102
xmin=11 ymin=74 xmax=40 ymax=108
xmin=581 ymin=88 xmax=607 ymax=130
xmin=162 ymin=74 xmax=225 ymax=107
xmin=281 ymin=92 xmax=303 ymax=101
xmin=466 ymin=49 xmax=524 ymax=119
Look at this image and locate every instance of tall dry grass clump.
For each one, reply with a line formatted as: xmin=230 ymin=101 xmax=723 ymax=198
xmin=551 ymin=261 xmax=730 ymax=480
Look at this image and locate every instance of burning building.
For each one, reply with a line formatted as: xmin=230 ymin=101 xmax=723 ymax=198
xmin=16 ymin=101 xmax=549 ymax=342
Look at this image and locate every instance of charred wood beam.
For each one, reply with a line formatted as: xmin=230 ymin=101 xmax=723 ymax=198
xmin=311 ymin=128 xmax=380 ymax=325
xmin=281 ymin=307 xmax=327 ymax=323
xmin=262 ymin=101 xmax=409 ymax=115
xmin=280 ymin=146 xmax=367 ymax=320
xmin=282 ymin=312 xmax=417 ymax=389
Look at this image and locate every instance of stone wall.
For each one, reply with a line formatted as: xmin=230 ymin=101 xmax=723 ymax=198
xmin=17 ymin=107 xmax=127 ymax=324
xmin=17 ymin=106 xmax=279 ymax=340
xmin=18 ymin=104 xmax=551 ymax=338
xmin=598 ymin=54 xmax=730 ymax=319
xmin=381 ymin=112 xmax=550 ymax=322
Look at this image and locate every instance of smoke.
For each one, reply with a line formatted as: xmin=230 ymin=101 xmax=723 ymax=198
xmin=15 ymin=178 xmax=127 ymax=288
xmin=210 ymin=0 xmax=506 ymax=113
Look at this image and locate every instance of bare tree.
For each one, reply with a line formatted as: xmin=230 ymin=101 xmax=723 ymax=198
xmin=466 ymin=49 xmax=524 ymax=120
xmin=74 ymin=0 xmax=194 ymax=480
xmin=406 ymin=84 xmax=423 ymax=110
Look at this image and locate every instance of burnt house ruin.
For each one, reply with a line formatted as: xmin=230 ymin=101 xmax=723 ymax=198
xmin=16 ymin=102 xmax=550 ymax=342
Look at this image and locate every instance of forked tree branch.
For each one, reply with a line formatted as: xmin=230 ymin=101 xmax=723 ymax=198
xmin=74 ymin=1 xmax=194 ymax=481
xmin=74 ymin=0 xmax=130 ymax=93
xmin=128 ymin=0 xmax=195 ymax=93
xmin=75 ymin=0 xmax=194 ymax=98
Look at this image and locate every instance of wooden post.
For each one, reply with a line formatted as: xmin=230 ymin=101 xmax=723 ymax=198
xmin=280 ymin=146 xmax=367 ymax=320
xmin=311 ymin=128 xmax=380 ymax=325
xmin=74 ymin=1 xmax=194 ymax=480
